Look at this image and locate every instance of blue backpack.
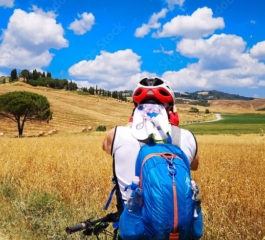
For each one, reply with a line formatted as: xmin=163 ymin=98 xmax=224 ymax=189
xmin=119 ymin=130 xmax=203 ymax=240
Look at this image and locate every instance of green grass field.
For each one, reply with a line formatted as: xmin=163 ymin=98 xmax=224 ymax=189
xmin=181 ymin=113 xmax=265 ymax=135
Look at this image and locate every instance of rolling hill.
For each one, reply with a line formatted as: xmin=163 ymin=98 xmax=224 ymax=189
xmin=0 ymin=82 xmax=134 ymax=137
xmin=0 ymin=82 xmax=264 ymax=137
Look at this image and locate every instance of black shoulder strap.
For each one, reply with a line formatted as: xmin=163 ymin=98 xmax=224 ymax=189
xmin=107 ymin=126 xmax=124 ymax=216
xmin=112 ymin=155 xmax=124 ymax=217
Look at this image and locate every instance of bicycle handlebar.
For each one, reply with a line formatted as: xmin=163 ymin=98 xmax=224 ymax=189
xmin=66 ymin=223 xmax=87 ymax=234
xmin=65 ymin=213 xmax=119 ymax=236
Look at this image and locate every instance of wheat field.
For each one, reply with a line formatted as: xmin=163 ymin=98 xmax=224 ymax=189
xmin=0 ymin=83 xmax=265 ymax=239
xmin=0 ymin=134 xmax=265 ymax=240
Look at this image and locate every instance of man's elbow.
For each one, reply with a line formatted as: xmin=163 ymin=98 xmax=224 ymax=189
xmin=191 ymin=164 xmax=199 ymax=171
xmin=190 ymin=156 xmax=199 ymax=171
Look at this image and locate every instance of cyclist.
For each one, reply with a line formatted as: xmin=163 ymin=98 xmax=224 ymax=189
xmin=102 ymin=77 xmax=200 ymax=239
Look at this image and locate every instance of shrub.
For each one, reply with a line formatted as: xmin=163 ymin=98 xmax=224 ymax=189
xmin=96 ymin=125 xmax=106 ymax=131
xmin=189 ymin=107 xmax=199 ymax=113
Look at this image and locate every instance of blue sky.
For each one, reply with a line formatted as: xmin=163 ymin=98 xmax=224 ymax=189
xmin=0 ymin=0 xmax=265 ymax=98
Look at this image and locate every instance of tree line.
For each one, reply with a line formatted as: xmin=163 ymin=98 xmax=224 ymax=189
xmin=81 ymin=86 xmax=128 ymax=101
xmin=8 ymin=69 xmax=128 ymax=101
xmin=9 ymin=68 xmax=78 ymax=91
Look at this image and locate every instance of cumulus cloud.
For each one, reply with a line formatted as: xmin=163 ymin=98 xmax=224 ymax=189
xmin=162 ymin=64 xmax=257 ymax=91
xmin=112 ymin=71 xmax=158 ymax=91
xmin=153 ymin=7 xmax=224 ymax=39
xmin=177 ymin=34 xmax=246 ymax=70
xmin=68 ymin=12 xmax=95 ymax=35
xmin=250 ymin=41 xmax=265 ymax=60
xmin=0 ymin=0 xmax=14 ymax=8
xmin=161 ymin=33 xmax=265 ymax=91
xmin=69 ymin=34 xmax=265 ymax=92
xmin=0 ymin=8 xmax=68 ymax=69
xmin=68 ymin=49 xmax=143 ymax=89
xmin=134 ymin=8 xmax=168 ymax=37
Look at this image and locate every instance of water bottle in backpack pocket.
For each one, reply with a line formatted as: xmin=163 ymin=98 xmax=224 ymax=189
xmin=119 ymin=176 xmax=145 ymax=240
xmin=190 ymin=197 xmax=203 ymax=239
xmin=190 ymin=180 xmax=203 ymax=239
xmin=126 ymin=176 xmax=142 ymax=215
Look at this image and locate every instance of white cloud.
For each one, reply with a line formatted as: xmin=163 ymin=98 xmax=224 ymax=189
xmin=134 ymin=8 xmax=168 ymax=38
xmin=153 ymin=7 xmax=224 ymax=39
xmin=68 ymin=49 xmax=143 ymax=89
xmin=162 ymin=64 xmax=258 ymax=91
xmin=258 ymin=80 xmax=265 ymax=86
xmin=177 ymin=34 xmax=246 ymax=70
xmin=153 ymin=44 xmax=174 ymax=55
xmin=30 ymin=5 xmax=57 ymax=18
xmin=0 ymin=0 xmax=14 ymax=8
xmin=69 ymin=33 xmax=265 ymax=92
xmin=161 ymin=34 xmax=265 ymax=91
xmin=0 ymin=71 xmax=8 ymax=76
xmin=73 ymin=71 xmax=157 ymax=91
xmin=68 ymin=12 xmax=95 ymax=35
xmin=250 ymin=41 xmax=265 ymax=60
xmin=29 ymin=67 xmax=46 ymax=74
xmin=0 ymin=8 xmax=68 ymax=69
xmin=164 ymin=0 xmax=185 ymax=10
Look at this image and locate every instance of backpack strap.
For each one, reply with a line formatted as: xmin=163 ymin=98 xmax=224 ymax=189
xmin=171 ymin=126 xmax=181 ymax=147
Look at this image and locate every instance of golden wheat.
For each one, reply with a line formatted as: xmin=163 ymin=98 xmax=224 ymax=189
xmin=0 ymin=134 xmax=265 ymax=239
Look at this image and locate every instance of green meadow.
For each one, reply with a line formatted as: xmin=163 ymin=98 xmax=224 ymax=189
xmin=181 ymin=113 xmax=265 ymax=135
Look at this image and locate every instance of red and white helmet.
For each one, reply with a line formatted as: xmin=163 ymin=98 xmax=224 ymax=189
xmin=132 ymin=77 xmax=175 ymax=108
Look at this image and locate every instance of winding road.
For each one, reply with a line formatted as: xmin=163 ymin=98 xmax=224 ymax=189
xmin=203 ymin=113 xmax=222 ymax=123
xmin=213 ymin=113 xmax=222 ymax=121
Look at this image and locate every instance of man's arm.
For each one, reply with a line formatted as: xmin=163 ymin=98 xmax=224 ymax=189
xmin=102 ymin=127 xmax=115 ymax=155
xmin=190 ymin=155 xmax=199 ymax=171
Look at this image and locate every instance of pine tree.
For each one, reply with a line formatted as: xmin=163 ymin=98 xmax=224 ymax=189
xmin=10 ymin=69 xmax=17 ymax=82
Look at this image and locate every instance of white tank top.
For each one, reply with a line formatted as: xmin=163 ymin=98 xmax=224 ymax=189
xmin=111 ymin=126 xmax=198 ymax=201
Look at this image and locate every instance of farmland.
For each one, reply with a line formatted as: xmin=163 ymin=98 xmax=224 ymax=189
xmin=0 ymin=83 xmax=265 ymax=239
xmin=182 ymin=113 xmax=265 ymax=135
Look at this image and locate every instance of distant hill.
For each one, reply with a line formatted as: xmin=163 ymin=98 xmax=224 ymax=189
xmin=175 ymin=90 xmax=255 ymax=101
xmin=0 ymin=76 xmax=257 ymax=101
xmin=122 ymin=89 xmax=256 ymax=101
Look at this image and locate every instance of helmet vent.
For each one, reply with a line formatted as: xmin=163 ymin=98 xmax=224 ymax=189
xmin=139 ymin=78 xmax=164 ymax=86
xmin=159 ymin=89 xmax=169 ymax=96
xmin=147 ymin=90 xmax=154 ymax=95
xmin=134 ymin=89 xmax=142 ymax=96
